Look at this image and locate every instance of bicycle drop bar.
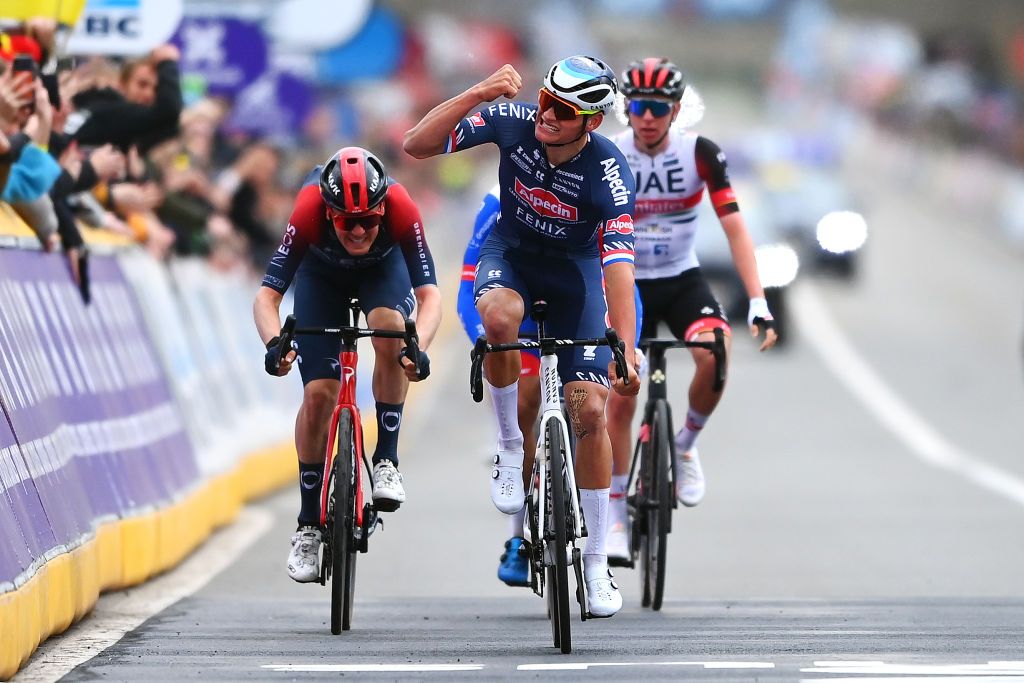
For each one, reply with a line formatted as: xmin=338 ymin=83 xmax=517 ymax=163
xmin=276 ymin=314 xmax=422 ymax=372
xmin=469 ymin=328 xmax=630 ymax=403
xmin=639 ymin=327 xmax=727 ymax=392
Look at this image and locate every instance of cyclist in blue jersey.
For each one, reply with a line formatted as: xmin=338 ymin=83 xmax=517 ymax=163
xmin=406 ymin=57 xmax=640 ymax=617
xmin=458 ymin=185 xmax=644 ymax=588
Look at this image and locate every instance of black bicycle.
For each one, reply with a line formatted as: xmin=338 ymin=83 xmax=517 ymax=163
xmin=470 ymin=301 xmax=629 ymax=654
xmin=623 ymin=329 xmax=726 ymax=611
xmin=271 ymin=301 xmax=422 ymax=633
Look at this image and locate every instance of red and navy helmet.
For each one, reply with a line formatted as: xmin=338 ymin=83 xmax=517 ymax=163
xmin=620 ymin=58 xmax=685 ymax=101
xmin=319 ymin=147 xmax=388 ymax=215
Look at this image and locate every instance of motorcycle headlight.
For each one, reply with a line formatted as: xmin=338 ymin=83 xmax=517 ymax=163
xmin=816 ymin=210 xmax=868 ymax=254
xmin=755 ymin=243 xmax=800 ymax=288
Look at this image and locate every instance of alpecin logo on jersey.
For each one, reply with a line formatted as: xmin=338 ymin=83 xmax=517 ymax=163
xmin=514 ymin=178 xmax=579 ymax=221
xmin=603 ymin=213 xmax=634 ymax=235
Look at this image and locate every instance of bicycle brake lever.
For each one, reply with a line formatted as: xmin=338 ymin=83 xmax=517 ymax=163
xmin=470 ymin=336 xmax=487 ymax=402
xmin=605 ymin=328 xmax=629 ymax=386
xmin=276 ymin=314 xmax=297 ymax=369
xmin=712 ymin=327 xmax=726 ymax=392
xmin=402 ymin=318 xmax=423 ymax=377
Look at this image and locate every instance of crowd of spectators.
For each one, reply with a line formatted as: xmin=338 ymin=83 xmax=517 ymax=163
xmin=0 ymin=16 xmax=315 ymax=304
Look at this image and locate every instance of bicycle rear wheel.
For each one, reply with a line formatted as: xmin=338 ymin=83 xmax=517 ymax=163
xmin=546 ymin=420 xmax=572 ymax=654
xmin=330 ymin=408 xmax=357 ymax=633
xmin=646 ymin=401 xmax=671 ymax=611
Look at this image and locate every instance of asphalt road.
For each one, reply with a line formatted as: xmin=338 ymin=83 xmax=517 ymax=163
xmin=20 ymin=104 xmax=1024 ymax=681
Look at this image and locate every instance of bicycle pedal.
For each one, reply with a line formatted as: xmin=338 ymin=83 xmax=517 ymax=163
xmin=584 ymin=610 xmax=615 ymax=620
xmin=372 ymin=498 xmax=401 ymax=513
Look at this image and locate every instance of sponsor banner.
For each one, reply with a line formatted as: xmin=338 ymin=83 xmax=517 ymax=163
xmin=315 ymin=6 xmax=404 ymax=83
xmin=67 ymin=0 xmax=184 ymax=56
xmin=0 ymin=250 xmax=198 ymax=549
xmin=166 ymin=260 xmax=298 ymax=475
xmin=172 ymin=17 xmax=269 ymax=99
xmin=121 ymin=255 xmax=296 ymax=479
xmin=0 ymin=423 xmax=39 ymax=587
xmin=226 ymin=71 xmax=315 ymax=141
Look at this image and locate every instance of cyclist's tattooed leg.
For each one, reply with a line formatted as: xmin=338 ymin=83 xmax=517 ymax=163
xmin=567 ymin=387 xmax=589 ymax=439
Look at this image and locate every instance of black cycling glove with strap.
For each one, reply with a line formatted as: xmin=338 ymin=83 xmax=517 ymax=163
xmin=264 ymin=336 xmax=283 ymax=376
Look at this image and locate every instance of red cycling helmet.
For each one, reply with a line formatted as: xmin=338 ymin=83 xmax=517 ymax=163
xmin=319 ymin=146 xmax=388 ymax=215
xmin=620 ymin=58 xmax=685 ymax=101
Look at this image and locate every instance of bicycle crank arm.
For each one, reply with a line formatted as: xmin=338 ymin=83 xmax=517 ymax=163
xmin=572 ymin=547 xmax=587 ymax=622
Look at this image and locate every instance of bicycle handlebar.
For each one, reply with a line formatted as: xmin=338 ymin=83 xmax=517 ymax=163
xmin=468 ymin=327 xmax=630 ymax=403
xmin=274 ymin=314 xmax=423 ymax=376
xmin=638 ymin=327 xmax=727 ymax=392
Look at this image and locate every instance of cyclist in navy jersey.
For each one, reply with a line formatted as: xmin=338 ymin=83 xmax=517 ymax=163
xmin=458 ymin=184 xmax=644 ymax=588
xmin=603 ymin=59 xmax=777 ymax=564
xmin=406 ymin=56 xmax=640 ymax=617
xmin=254 ymin=146 xmax=441 ymax=584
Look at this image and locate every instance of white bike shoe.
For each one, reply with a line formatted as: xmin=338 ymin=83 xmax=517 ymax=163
xmin=372 ymin=460 xmax=406 ymax=512
xmin=606 ymin=521 xmax=631 ymax=567
xmin=585 ymin=564 xmax=622 ymax=618
xmin=676 ymin=447 xmax=705 ymax=507
xmin=490 ymin=450 xmax=525 ymax=514
xmin=287 ymin=526 xmax=322 ymax=583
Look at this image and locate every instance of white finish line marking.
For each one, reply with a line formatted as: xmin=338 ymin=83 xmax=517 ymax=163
xmin=262 ymin=664 xmax=484 ymax=672
xmin=14 ymin=508 xmax=274 ymax=683
xmin=518 ymin=661 xmax=775 ymax=671
xmin=802 ymin=660 xmax=1024 ymax=681
xmin=794 ymin=284 xmax=1024 ymax=508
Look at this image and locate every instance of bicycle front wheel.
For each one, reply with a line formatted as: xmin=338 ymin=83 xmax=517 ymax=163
xmin=546 ymin=420 xmax=572 ymax=654
xmin=330 ymin=408 xmax=357 ymax=633
xmin=647 ymin=400 xmax=671 ymax=611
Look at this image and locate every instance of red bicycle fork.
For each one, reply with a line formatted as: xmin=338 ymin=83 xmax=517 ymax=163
xmin=319 ymin=350 xmax=364 ymax=529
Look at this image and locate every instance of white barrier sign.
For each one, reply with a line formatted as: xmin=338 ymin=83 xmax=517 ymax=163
xmin=67 ymin=0 xmax=183 ymax=56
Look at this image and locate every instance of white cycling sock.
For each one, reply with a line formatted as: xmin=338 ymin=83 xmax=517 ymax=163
xmin=487 ymin=380 xmax=524 ymax=454
xmin=674 ymin=407 xmax=709 ymax=455
xmin=580 ymin=488 xmax=609 ymax=572
xmin=609 ymin=474 xmax=629 ymax=525
xmin=508 ymin=503 xmax=526 ymax=538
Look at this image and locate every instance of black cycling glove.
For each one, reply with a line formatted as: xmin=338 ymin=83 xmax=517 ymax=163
xmin=399 ymin=347 xmax=430 ymax=380
xmin=264 ymin=336 xmax=283 ymax=376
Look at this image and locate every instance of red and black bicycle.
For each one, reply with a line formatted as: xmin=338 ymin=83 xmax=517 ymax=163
xmin=273 ymin=301 xmax=421 ymax=634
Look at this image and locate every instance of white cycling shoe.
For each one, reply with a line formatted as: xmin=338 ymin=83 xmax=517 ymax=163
xmin=490 ymin=450 xmax=525 ymax=514
xmin=372 ymin=460 xmax=406 ymax=512
xmin=676 ymin=447 xmax=705 ymax=507
xmin=606 ymin=521 xmax=631 ymax=567
xmin=287 ymin=526 xmax=322 ymax=583
xmin=585 ymin=564 xmax=622 ymax=618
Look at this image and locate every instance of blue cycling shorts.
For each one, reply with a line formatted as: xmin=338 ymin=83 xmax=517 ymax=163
xmin=292 ymin=249 xmax=415 ymax=385
xmin=473 ymin=233 xmax=613 ymax=387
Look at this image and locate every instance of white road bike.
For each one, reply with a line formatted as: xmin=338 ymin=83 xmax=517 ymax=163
xmin=470 ymin=300 xmax=629 ymax=654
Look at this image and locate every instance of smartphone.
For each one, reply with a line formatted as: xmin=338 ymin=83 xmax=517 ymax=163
xmin=11 ymin=54 xmax=37 ymax=114
xmin=11 ymin=54 xmax=37 ymax=78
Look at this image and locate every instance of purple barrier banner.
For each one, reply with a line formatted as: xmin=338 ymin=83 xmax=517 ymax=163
xmin=0 ymin=417 xmax=41 ymax=587
xmin=0 ymin=250 xmax=199 ymax=552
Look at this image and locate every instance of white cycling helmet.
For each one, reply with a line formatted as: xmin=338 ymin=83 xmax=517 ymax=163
xmin=542 ymin=55 xmax=618 ymax=115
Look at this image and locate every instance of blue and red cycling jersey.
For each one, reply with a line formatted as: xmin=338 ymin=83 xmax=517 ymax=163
xmin=446 ymin=102 xmax=636 ymax=267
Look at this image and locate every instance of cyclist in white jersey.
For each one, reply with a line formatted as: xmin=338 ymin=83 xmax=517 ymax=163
xmin=604 ymin=58 xmax=777 ymax=563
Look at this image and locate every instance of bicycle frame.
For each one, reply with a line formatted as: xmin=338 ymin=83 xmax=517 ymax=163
xmin=626 ymin=329 xmax=727 ymax=498
xmin=535 ymin=349 xmax=584 ymax=559
xmin=319 ymin=338 xmax=365 ymax=531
